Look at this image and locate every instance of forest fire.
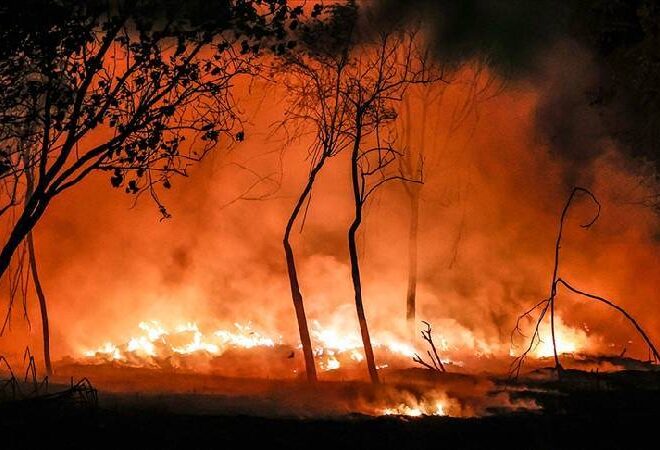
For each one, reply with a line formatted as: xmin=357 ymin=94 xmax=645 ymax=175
xmin=78 ymin=313 xmax=590 ymax=375
xmin=529 ymin=317 xmax=589 ymax=358
xmin=1 ymin=0 xmax=659 ymax=448
xmin=80 ymin=319 xmax=421 ymax=373
xmin=82 ymin=321 xmax=276 ymax=365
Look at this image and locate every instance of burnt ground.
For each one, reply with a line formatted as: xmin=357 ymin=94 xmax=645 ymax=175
xmin=1 ymin=368 xmax=660 ymax=450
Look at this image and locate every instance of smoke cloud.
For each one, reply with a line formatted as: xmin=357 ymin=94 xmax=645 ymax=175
xmin=372 ymin=0 xmax=659 ymax=193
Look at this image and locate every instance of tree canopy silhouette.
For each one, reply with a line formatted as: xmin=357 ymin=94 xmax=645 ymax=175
xmin=0 ymin=0 xmax=295 ymax=278
xmin=0 ymin=0 xmax=297 ymax=373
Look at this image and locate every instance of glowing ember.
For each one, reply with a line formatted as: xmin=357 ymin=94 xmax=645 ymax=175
xmin=382 ymin=400 xmax=446 ymax=417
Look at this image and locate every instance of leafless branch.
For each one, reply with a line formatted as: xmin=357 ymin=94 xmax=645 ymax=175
xmin=509 ymin=187 xmax=655 ymax=380
xmin=413 ymin=321 xmax=447 ymax=373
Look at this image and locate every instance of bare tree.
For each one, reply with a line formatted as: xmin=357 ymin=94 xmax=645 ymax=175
xmin=511 ymin=187 xmax=660 ymax=379
xmin=348 ymin=139 xmax=419 ymax=384
xmin=0 ymin=114 xmax=52 ymax=373
xmin=23 ymin=136 xmax=52 ymax=375
xmin=277 ymin=3 xmax=443 ymax=382
xmin=340 ymin=24 xmax=444 ymax=383
xmin=398 ymin=84 xmax=444 ymax=340
xmin=397 ymin=63 xmax=502 ymax=340
xmin=274 ymin=3 xmax=357 ymax=382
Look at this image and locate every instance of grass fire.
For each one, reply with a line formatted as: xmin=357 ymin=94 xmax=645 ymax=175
xmin=1 ymin=1 xmax=659 ymax=449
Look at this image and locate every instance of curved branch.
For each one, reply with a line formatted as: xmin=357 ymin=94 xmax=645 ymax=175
xmin=556 ymin=278 xmax=660 ymax=363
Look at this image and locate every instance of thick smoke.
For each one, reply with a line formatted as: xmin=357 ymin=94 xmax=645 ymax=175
xmin=372 ymin=0 xmax=659 ymax=198
xmin=372 ymin=0 xmax=569 ymax=75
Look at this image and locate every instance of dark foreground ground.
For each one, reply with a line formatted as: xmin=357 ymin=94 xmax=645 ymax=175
xmin=2 ymin=368 xmax=659 ymax=450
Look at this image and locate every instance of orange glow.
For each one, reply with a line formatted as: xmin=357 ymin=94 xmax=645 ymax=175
xmin=381 ymin=400 xmax=446 ymax=417
xmin=80 ymin=309 xmax=593 ymax=375
xmin=81 ymin=318 xmax=426 ymax=373
xmin=82 ymin=321 xmax=277 ymax=367
xmin=1 ymin=62 xmax=657 ymax=382
xmin=532 ymin=317 xmax=590 ymax=358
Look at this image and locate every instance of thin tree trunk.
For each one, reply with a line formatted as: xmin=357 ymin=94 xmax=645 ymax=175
xmin=0 ymin=192 xmax=48 ymax=280
xmin=26 ymin=231 xmax=51 ymax=375
xmin=23 ymin=156 xmax=53 ymax=375
xmin=405 ymin=189 xmax=420 ymax=340
xmin=283 ymin=156 xmax=329 ymax=382
xmin=8 ymin=140 xmax=53 ymax=375
xmin=348 ymin=119 xmax=379 ymax=384
xmin=348 ymin=219 xmax=379 ymax=383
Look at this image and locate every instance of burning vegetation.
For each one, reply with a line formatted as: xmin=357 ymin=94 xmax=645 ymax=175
xmin=79 ymin=319 xmax=420 ymax=375
xmin=0 ymin=1 xmax=659 ymax=445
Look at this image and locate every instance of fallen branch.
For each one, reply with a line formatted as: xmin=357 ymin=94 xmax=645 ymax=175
xmin=413 ymin=321 xmax=446 ymax=373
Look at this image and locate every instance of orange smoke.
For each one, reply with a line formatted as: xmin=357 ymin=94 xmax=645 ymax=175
xmin=0 ymin=61 xmax=658 ymax=377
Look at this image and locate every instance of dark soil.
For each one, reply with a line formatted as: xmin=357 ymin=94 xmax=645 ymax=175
xmin=2 ymin=368 xmax=659 ymax=450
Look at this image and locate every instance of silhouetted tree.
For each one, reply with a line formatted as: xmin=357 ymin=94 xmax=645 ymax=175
xmin=24 ymin=133 xmax=52 ymax=375
xmin=0 ymin=0 xmax=294 ymax=372
xmin=340 ymin=20 xmax=443 ymax=384
xmin=398 ymin=82 xmax=443 ymax=340
xmin=276 ymin=3 xmax=357 ymax=382
xmin=412 ymin=321 xmax=446 ymax=373
xmin=397 ymin=63 xmax=500 ymax=340
xmin=511 ymin=187 xmax=660 ymax=379
xmin=278 ymin=2 xmax=442 ymax=383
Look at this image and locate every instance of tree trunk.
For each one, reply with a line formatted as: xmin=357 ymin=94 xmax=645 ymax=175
xmin=21 ymin=159 xmax=53 ymax=376
xmin=283 ymin=156 xmax=329 ymax=382
xmin=26 ymin=230 xmax=51 ymax=375
xmin=0 ymin=196 xmax=48 ymax=280
xmin=348 ymin=120 xmax=379 ymax=384
xmin=405 ymin=189 xmax=420 ymax=340
xmin=348 ymin=219 xmax=379 ymax=383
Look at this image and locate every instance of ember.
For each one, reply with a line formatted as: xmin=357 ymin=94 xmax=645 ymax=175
xmin=381 ymin=401 xmax=446 ymax=417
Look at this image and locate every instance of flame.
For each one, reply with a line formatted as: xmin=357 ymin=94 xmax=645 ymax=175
xmin=214 ymin=323 xmax=276 ymax=349
xmin=83 ymin=342 xmax=122 ymax=360
xmin=82 ymin=321 xmax=278 ymax=365
xmin=139 ymin=321 xmax=167 ymax=341
xmin=525 ymin=316 xmax=590 ymax=358
xmin=81 ymin=313 xmax=590 ymax=373
xmin=381 ymin=400 xmax=446 ymax=417
xmin=81 ymin=318 xmax=423 ymax=372
xmin=310 ymin=320 xmax=418 ymax=371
